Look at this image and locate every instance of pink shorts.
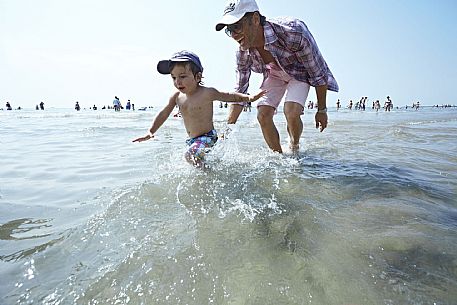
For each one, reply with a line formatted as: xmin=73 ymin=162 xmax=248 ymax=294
xmin=257 ymin=63 xmax=310 ymax=109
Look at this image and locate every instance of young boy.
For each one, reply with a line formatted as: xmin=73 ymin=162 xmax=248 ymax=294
xmin=132 ymin=50 xmax=265 ymax=167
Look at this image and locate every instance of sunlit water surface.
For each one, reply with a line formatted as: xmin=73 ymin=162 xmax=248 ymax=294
xmin=1 ymin=107 xmax=456 ymax=305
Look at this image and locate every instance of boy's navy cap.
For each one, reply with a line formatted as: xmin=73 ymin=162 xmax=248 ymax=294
xmin=157 ymin=50 xmax=203 ymax=74
xmin=215 ymin=0 xmax=259 ymax=31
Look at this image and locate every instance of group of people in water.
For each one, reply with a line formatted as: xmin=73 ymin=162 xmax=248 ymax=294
xmin=335 ymin=96 xmax=393 ymax=111
xmin=334 ymin=96 xmax=425 ymax=112
xmin=2 ymin=101 xmax=44 ymax=111
xmin=111 ymin=96 xmax=134 ymax=111
xmin=74 ymin=97 xmax=142 ymax=111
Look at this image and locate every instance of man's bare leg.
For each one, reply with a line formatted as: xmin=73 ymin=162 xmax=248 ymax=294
xmin=257 ymin=105 xmax=282 ymax=153
xmin=284 ymin=102 xmax=304 ymax=152
xmin=227 ymin=104 xmax=244 ymax=124
xmin=221 ymin=104 xmax=245 ymax=139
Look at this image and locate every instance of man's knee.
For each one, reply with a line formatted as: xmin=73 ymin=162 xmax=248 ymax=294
xmin=284 ymin=102 xmax=304 ymax=119
xmin=257 ymin=108 xmax=275 ymax=126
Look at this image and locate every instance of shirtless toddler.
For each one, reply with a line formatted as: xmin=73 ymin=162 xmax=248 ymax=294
xmin=132 ymin=50 xmax=265 ymax=167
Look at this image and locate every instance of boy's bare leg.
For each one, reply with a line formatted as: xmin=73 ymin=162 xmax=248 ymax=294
xmin=184 ymin=151 xmax=205 ymax=168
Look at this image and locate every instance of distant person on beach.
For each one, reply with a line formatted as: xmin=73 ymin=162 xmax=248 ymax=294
xmin=39 ymin=101 xmax=45 ymax=110
xmin=374 ymin=100 xmax=381 ymax=112
xmin=75 ymin=101 xmax=81 ymax=111
xmin=385 ymin=96 xmax=392 ymax=112
xmin=6 ymin=102 xmax=12 ymax=110
xmin=126 ymin=100 xmax=131 ymax=110
xmin=132 ymin=50 xmax=265 ymax=168
xmin=113 ymin=96 xmax=121 ymax=111
xmin=215 ymin=0 xmax=338 ymax=153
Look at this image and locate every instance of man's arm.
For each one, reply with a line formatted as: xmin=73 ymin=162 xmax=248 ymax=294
xmin=314 ymin=84 xmax=328 ymax=132
xmin=228 ymin=51 xmax=252 ymax=124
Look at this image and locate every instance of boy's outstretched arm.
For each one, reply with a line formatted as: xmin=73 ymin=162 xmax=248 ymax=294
xmin=246 ymin=90 xmax=267 ymax=102
xmin=132 ymin=93 xmax=178 ymax=143
xmin=211 ymin=88 xmax=266 ymax=103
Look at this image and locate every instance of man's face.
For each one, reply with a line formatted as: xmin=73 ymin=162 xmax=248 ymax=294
xmin=226 ymin=14 xmax=256 ymax=51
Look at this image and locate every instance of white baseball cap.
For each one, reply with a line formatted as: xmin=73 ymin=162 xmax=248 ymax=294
xmin=215 ymin=0 xmax=259 ymax=31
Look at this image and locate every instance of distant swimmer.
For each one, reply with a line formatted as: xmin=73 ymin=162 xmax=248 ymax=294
xmin=132 ymin=50 xmax=265 ymax=168
xmin=6 ymin=101 xmax=12 ymax=110
xmin=75 ymin=101 xmax=81 ymax=111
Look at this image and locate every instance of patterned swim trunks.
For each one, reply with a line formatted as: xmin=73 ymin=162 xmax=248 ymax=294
xmin=185 ymin=129 xmax=218 ymax=161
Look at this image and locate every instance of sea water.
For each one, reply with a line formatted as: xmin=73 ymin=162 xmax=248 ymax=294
xmin=0 ymin=106 xmax=456 ymax=305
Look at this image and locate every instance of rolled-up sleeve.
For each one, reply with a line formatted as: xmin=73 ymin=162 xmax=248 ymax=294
xmin=296 ymin=22 xmax=336 ymax=90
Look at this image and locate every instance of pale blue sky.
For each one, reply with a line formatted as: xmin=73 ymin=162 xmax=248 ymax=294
xmin=1 ymin=0 xmax=456 ymax=109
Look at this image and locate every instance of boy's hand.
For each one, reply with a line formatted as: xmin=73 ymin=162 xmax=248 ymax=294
xmin=249 ymin=90 xmax=267 ymax=102
xmin=132 ymin=134 xmax=154 ymax=143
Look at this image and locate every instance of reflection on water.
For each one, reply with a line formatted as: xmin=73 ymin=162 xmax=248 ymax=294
xmin=0 ymin=218 xmax=64 ymax=262
xmin=0 ymin=218 xmax=52 ymax=241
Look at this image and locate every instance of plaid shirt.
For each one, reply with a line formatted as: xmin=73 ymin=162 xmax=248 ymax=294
xmin=235 ymin=17 xmax=339 ymax=93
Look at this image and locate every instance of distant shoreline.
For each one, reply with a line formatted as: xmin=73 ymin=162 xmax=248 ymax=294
xmin=1 ymin=105 xmax=456 ymax=112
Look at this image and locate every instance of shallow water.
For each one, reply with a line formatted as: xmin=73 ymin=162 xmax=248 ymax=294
xmin=1 ymin=107 xmax=456 ymax=304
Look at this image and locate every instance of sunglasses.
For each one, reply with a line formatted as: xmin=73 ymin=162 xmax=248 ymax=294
xmin=224 ymin=14 xmax=252 ymax=37
xmin=225 ymin=22 xmax=243 ymax=37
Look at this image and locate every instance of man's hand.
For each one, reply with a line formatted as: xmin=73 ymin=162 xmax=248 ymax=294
xmin=315 ymin=112 xmax=328 ymax=132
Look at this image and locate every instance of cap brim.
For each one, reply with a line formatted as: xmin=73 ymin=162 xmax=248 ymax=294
xmin=215 ymin=14 xmax=244 ymax=31
xmin=215 ymin=23 xmax=226 ymax=31
xmin=157 ymin=60 xmax=171 ymax=74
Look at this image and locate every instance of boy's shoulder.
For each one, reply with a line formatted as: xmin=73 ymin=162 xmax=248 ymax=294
xmin=200 ymin=86 xmax=219 ymax=94
xmin=201 ymin=86 xmax=222 ymax=100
